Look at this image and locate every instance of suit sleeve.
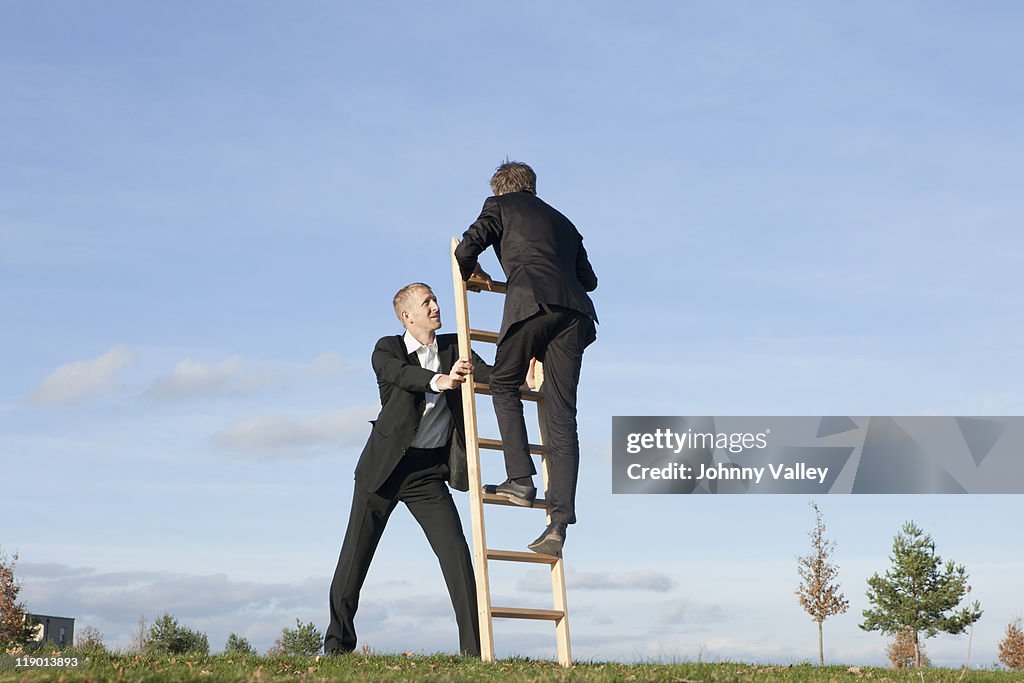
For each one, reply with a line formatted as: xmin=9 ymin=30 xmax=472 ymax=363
xmin=455 ymin=196 xmax=502 ymax=280
xmin=575 ymin=236 xmax=598 ymax=292
xmin=470 ymin=348 xmax=493 ymax=385
xmin=371 ymin=337 xmax=435 ymax=392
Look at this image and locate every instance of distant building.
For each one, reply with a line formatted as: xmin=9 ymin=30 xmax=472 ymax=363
xmin=27 ymin=614 xmax=75 ymax=648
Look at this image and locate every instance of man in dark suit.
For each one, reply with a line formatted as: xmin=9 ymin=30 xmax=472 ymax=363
xmin=454 ymin=161 xmax=598 ymax=556
xmin=325 ymin=282 xmax=490 ymax=657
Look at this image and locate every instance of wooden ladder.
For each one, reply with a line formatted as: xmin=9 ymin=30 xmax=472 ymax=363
xmin=449 ymin=238 xmax=572 ymax=667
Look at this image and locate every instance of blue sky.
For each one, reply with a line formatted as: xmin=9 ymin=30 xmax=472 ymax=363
xmin=2 ymin=1 xmax=1023 ymax=667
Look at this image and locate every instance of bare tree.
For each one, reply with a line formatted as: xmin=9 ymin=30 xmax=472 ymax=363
xmin=129 ymin=614 xmax=147 ymax=653
xmin=796 ymin=501 xmax=850 ymax=665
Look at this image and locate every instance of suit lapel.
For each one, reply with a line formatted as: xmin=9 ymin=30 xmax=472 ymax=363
xmin=399 ymin=336 xmax=426 ymax=417
xmin=400 ymin=334 xmax=421 ymax=367
xmin=438 ymin=336 xmax=461 ymax=418
xmin=438 ymin=336 xmax=455 ymax=374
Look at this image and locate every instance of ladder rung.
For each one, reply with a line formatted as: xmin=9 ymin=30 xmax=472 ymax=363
xmin=468 ymin=279 xmax=508 ymax=294
xmin=470 ymin=329 xmax=499 ymax=344
xmin=486 ymin=548 xmax=559 ymax=565
xmin=491 ymin=606 xmax=564 ymax=621
xmin=478 ymin=438 xmax=545 ymax=455
xmin=482 ymin=492 xmax=551 ymax=510
xmin=474 ymin=383 xmax=542 ymax=402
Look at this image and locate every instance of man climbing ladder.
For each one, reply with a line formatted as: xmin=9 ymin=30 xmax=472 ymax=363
xmin=454 ymin=160 xmax=599 ymax=555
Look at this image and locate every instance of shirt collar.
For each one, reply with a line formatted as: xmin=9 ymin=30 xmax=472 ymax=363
xmin=403 ymin=330 xmax=437 ymax=355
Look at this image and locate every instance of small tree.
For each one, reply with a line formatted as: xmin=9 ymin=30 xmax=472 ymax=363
xmin=129 ymin=614 xmax=146 ymax=653
xmin=224 ymin=633 xmax=256 ymax=655
xmin=268 ymin=619 xmax=322 ymax=657
xmin=861 ymin=521 xmax=982 ymax=668
xmin=999 ymin=618 xmax=1024 ymax=671
xmin=75 ymin=625 xmax=105 ymax=653
xmin=795 ymin=501 xmax=849 ymax=665
xmin=886 ymin=628 xmax=930 ymax=669
xmin=145 ymin=613 xmax=209 ymax=655
xmin=0 ymin=548 xmax=35 ymax=651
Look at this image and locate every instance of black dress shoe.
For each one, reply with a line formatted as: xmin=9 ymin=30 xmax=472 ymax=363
xmin=483 ymin=478 xmax=536 ymax=507
xmin=528 ymin=522 xmax=567 ymax=555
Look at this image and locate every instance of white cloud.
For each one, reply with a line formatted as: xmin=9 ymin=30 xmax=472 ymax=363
xmin=518 ymin=567 xmax=675 ymax=593
xmin=213 ymin=405 xmax=377 ymax=457
xmin=143 ymin=356 xmax=271 ymax=400
xmin=302 ymin=352 xmax=346 ymax=378
xmin=143 ymin=352 xmax=352 ymax=400
xmin=13 ymin=562 xmax=95 ymax=579
xmin=387 ymin=595 xmax=454 ymax=620
xmin=27 ymin=346 xmax=136 ymax=406
xmin=657 ymin=598 xmax=728 ymax=625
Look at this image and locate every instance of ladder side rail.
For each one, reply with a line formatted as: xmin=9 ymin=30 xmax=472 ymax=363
xmin=534 ymin=369 xmax=573 ymax=666
xmin=450 ymin=237 xmax=495 ymax=662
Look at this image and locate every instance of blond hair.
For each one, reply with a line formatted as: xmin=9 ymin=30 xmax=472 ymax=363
xmin=392 ymin=282 xmax=432 ymax=321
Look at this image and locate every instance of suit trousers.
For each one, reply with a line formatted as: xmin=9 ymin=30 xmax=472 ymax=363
xmin=489 ymin=305 xmax=594 ymax=525
xmin=325 ymin=449 xmax=480 ymax=656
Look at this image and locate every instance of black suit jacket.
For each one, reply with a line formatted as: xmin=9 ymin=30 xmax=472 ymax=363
xmin=455 ymin=192 xmax=598 ymax=345
xmin=353 ymin=333 xmax=492 ymax=493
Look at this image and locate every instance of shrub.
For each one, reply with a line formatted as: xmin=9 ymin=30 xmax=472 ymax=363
xmin=267 ymin=619 xmax=322 ymax=657
xmin=886 ymin=628 xmax=930 ymax=669
xmin=998 ymin=618 xmax=1024 ymax=670
xmin=75 ymin=625 xmax=105 ymax=653
xmin=145 ymin=613 xmax=209 ymax=655
xmin=0 ymin=548 xmax=35 ymax=651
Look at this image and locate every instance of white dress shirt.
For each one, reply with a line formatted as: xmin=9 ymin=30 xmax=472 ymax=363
xmin=404 ymin=331 xmax=452 ymax=449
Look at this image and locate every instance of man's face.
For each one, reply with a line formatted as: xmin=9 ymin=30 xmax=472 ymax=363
xmin=403 ymin=287 xmax=442 ymax=333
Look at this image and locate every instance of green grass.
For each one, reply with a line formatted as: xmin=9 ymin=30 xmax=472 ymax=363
xmin=0 ymin=652 xmax=1018 ymax=682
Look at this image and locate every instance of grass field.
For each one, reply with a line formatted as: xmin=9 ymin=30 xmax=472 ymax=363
xmin=1 ymin=652 xmax=1020 ymax=682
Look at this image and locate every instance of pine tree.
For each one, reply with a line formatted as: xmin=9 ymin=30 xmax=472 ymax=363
xmin=998 ymin=618 xmax=1024 ymax=671
xmin=860 ymin=521 xmax=982 ymax=668
xmin=0 ymin=548 xmax=35 ymax=651
xmin=145 ymin=613 xmax=209 ymax=655
xmin=224 ymin=633 xmax=256 ymax=655
xmin=795 ymin=501 xmax=850 ymax=665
